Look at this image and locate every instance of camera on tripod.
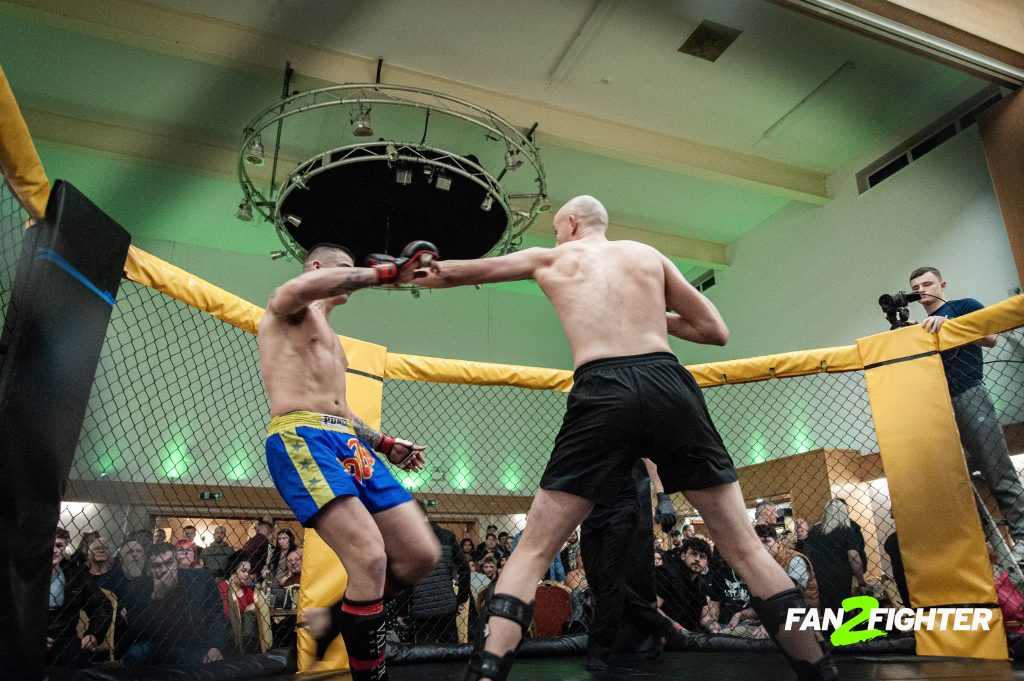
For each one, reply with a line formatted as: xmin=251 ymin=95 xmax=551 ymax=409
xmin=878 ymin=291 xmax=921 ymax=330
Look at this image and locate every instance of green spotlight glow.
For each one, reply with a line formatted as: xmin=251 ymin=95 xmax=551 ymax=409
xmin=400 ymin=473 xmax=424 ymax=490
xmin=790 ymin=420 xmax=814 ymax=454
xmin=159 ymin=427 xmax=192 ymax=479
xmin=222 ymin=452 xmax=251 ymax=481
xmin=500 ymin=464 xmax=522 ymax=491
xmin=91 ymin=449 xmax=121 ymax=477
xmin=749 ymin=433 xmax=768 ymax=465
xmin=452 ymin=468 xmax=473 ymax=490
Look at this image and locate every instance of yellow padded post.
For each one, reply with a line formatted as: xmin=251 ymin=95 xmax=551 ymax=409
xmin=857 ymin=325 xmax=1007 ymax=659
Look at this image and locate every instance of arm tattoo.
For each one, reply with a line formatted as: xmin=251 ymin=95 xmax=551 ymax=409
xmin=352 ymin=415 xmax=382 ymax=449
xmin=325 ymin=269 xmax=379 ymax=296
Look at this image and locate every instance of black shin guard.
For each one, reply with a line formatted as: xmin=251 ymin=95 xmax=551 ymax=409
xmin=465 ymin=586 xmax=534 ymax=681
xmin=751 ymin=588 xmax=838 ymax=681
xmin=336 ymin=597 xmax=387 ymax=681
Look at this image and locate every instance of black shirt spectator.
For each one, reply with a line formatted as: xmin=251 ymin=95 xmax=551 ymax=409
xmin=403 ymin=522 xmax=470 ymax=643
xmin=119 ymin=544 xmax=230 ymax=666
xmin=48 ymin=532 xmax=112 ymax=669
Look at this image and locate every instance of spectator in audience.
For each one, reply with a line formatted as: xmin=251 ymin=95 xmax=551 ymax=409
xmin=755 ymin=500 xmax=778 ymax=527
xmin=461 ymin=538 xmax=475 ymax=560
xmin=480 ymin=557 xmax=499 ymax=582
xmin=704 ymin=548 xmax=753 ymax=633
xmin=281 ymin=548 xmax=303 ymax=587
xmin=47 ymin=528 xmax=112 ymax=669
xmin=78 ymin=536 xmax=115 ymax=591
xmin=665 ymin=530 xmax=684 ymax=563
xmin=265 ymin=528 xmax=299 ymax=588
xmin=183 ymin=525 xmax=198 ymax=543
xmin=804 ymin=499 xmax=866 ymax=614
xmin=496 ymin=532 xmax=511 ymax=558
xmin=559 ymin=529 xmax=580 ymax=574
xmin=68 ymin=529 xmax=100 ymax=569
xmin=175 ymin=539 xmax=204 ymax=569
xmin=218 ymin=553 xmax=259 ymax=654
xmin=653 ymin=550 xmax=664 ymax=568
xmin=104 ymin=537 xmax=146 ymax=596
xmin=501 ymin=534 xmax=514 ymax=554
xmin=682 ymin=523 xmax=696 ymax=539
xmin=755 ymin=524 xmax=819 ymax=608
xmin=202 ymin=526 xmax=235 ymax=578
xmin=474 ymin=533 xmax=500 ymax=562
xmin=239 ymin=519 xmax=273 ymax=578
xmin=656 ymin=537 xmax=712 ymax=632
xmin=987 ymin=542 xmax=1024 ymax=632
xmin=838 ymin=500 xmax=869 ymax=571
xmin=882 ymin=531 xmax=910 ymax=608
xmin=793 ymin=518 xmax=811 ymax=553
xmin=218 ymin=554 xmax=256 ymax=619
xmin=654 ymin=536 xmax=664 ymax=551
xmin=476 ymin=524 xmax=498 ymax=555
xmin=120 ymin=543 xmax=229 ymax=666
xmin=403 ymin=521 xmax=470 ymax=644
xmin=153 ymin=528 xmax=168 ymax=546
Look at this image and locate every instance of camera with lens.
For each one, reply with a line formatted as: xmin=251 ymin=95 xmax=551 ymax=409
xmin=878 ymin=291 xmax=921 ymax=330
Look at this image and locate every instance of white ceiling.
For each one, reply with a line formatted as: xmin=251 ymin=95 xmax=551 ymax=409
xmin=0 ymin=0 xmax=991 ymax=271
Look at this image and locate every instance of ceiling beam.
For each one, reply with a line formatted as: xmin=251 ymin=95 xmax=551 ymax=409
xmin=20 ymin=106 xmax=730 ymax=268
xmin=3 ymin=0 xmax=829 ymax=204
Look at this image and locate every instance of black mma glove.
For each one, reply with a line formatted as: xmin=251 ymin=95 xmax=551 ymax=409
xmin=655 ymin=492 xmax=677 ymax=533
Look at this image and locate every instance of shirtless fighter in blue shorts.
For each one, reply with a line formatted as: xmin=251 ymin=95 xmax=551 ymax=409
xmin=259 ymin=241 xmax=440 ymax=680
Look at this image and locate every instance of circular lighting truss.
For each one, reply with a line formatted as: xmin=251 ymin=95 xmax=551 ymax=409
xmin=238 ymin=83 xmax=548 ymax=271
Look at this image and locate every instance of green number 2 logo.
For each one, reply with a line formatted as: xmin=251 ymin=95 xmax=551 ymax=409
xmin=831 ymin=595 xmax=887 ymax=646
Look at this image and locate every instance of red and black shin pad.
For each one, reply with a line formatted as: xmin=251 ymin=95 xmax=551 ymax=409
xmin=338 ymin=597 xmax=388 ymax=681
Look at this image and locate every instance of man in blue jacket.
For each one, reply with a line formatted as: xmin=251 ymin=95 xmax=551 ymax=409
xmin=910 ymin=266 xmax=1024 ymax=559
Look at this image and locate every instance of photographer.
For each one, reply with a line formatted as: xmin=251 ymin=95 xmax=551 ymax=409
xmin=909 ymin=266 xmax=1024 ymax=562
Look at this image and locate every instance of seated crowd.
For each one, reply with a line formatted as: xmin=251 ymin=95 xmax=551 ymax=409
xmin=49 ymin=497 xmax=1024 ymax=668
xmin=46 ymin=521 xmax=304 ymax=671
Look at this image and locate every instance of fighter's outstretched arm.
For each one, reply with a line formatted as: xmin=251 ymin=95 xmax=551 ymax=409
xmin=351 ymin=413 xmax=427 ymax=472
xmin=662 ymin=256 xmax=728 ymax=346
xmin=267 ymin=268 xmax=380 ymax=315
xmin=417 ymin=247 xmax=549 ymax=288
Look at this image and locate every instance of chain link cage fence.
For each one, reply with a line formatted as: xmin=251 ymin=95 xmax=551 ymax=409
xmin=5 ymin=179 xmax=1024 ymax=672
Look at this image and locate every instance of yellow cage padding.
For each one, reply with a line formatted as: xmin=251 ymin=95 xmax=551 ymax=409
xmin=857 ymin=325 xmax=1008 ymax=659
xmin=0 ymin=64 xmax=49 ymax=221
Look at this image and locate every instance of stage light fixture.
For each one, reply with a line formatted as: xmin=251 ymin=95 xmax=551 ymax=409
xmin=351 ymin=108 xmax=373 ymax=137
xmin=244 ymin=135 xmax=265 ymax=166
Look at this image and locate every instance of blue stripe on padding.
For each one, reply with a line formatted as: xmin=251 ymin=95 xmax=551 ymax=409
xmin=34 ymin=247 xmax=115 ymax=307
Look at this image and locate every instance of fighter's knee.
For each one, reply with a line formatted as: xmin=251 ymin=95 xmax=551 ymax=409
xmin=355 ymin=547 xmax=388 ymax=580
xmin=413 ymin=535 xmax=442 ymax=576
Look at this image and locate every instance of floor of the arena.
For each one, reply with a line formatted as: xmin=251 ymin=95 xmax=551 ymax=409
xmin=277 ymin=652 xmax=1024 ymax=680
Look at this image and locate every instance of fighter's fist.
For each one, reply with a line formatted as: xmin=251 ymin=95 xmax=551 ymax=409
xmin=364 ymin=240 xmax=439 ymax=285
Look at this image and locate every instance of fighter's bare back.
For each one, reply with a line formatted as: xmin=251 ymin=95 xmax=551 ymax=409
xmin=530 ymin=239 xmax=675 ymax=367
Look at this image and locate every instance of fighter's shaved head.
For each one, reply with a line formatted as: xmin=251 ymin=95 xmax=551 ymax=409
xmin=557 ymin=195 xmax=608 ymax=233
xmin=303 ymin=243 xmax=355 ymax=271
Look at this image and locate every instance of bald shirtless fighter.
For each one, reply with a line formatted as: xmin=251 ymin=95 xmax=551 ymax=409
xmin=259 ymin=241 xmax=441 ymax=680
xmin=418 ymin=197 xmax=838 ymax=681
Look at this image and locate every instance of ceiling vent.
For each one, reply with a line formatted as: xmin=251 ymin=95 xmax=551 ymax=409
xmin=692 ymin=269 xmax=717 ymax=292
xmin=679 ymin=21 xmax=742 ymax=62
xmin=857 ymin=86 xmax=1003 ymax=193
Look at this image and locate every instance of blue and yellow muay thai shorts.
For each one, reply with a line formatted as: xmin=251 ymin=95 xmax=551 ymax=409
xmin=265 ymin=411 xmax=413 ymax=526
